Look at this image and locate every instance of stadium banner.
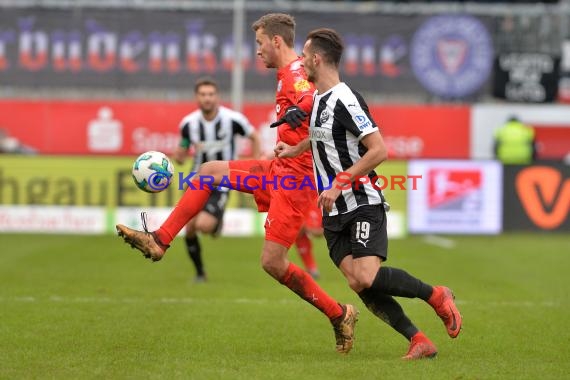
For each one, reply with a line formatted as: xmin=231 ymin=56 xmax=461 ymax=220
xmin=116 ymin=207 xmax=261 ymax=237
xmin=0 ymin=204 xmax=407 ymax=239
xmin=0 ymin=8 xmax=493 ymax=98
xmin=492 ymin=53 xmax=560 ymax=103
xmin=0 ymin=155 xmax=410 ymax=237
xmin=0 ymin=100 xmax=470 ymax=159
xmin=470 ymin=104 xmax=570 ymax=161
xmin=407 ymin=160 xmax=503 ymax=234
xmin=502 ymin=164 xmax=570 ymax=232
xmin=0 ymin=205 xmax=106 ymax=234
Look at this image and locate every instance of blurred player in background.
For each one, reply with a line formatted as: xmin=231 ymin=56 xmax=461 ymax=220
xmin=174 ymin=77 xmax=261 ymax=282
xmin=275 ymin=28 xmax=463 ymax=360
xmin=117 ymin=13 xmax=358 ymax=354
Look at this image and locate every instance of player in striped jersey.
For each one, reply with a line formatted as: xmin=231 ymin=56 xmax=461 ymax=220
xmin=173 ymin=77 xmax=261 ymax=283
xmin=275 ymin=28 xmax=462 ymax=360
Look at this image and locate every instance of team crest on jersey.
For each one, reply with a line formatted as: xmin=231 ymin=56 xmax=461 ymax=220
xmin=319 ymin=110 xmax=330 ymax=124
xmin=293 ymin=79 xmax=311 ymax=92
xmin=277 ymin=80 xmax=282 ymax=92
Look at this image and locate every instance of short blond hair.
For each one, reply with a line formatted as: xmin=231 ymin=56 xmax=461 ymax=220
xmin=251 ymin=13 xmax=295 ymax=48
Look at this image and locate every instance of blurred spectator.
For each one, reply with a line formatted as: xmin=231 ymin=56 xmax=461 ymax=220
xmin=0 ymin=129 xmax=36 ymax=154
xmin=493 ymin=116 xmax=537 ymax=164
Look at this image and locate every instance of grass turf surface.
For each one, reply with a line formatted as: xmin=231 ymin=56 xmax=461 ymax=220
xmin=1 ymin=233 xmax=569 ymax=379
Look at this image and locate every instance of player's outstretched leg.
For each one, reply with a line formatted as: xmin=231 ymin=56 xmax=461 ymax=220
xmin=116 ymin=224 xmax=169 ymax=261
xmin=428 ymin=286 xmax=463 ymax=338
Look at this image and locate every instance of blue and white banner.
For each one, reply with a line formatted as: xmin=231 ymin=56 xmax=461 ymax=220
xmin=0 ymin=8 xmax=494 ymax=99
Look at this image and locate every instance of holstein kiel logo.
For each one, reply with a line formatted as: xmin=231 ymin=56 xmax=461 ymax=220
xmin=410 ymin=15 xmax=493 ymax=98
xmin=428 ymin=169 xmax=482 ymax=209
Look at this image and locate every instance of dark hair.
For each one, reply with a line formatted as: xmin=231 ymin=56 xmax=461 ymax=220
xmin=251 ymin=13 xmax=295 ymax=48
xmin=306 ymin=28 xmax=344 ymax=67
xmin=194 ymin=77 xmax=218 ymax=93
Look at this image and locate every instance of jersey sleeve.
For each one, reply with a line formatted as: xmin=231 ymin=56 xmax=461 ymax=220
xmin=230 ymin=111 xmax=255 ymax=137
xmin=179 ymin=117 xmax=191 ymax=148
xmin=338 ymin=90 xmax=378 ymax=140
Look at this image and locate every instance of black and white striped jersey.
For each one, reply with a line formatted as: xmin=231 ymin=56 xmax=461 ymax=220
xmin=310 ymin=82 xmax=383 ymax=216
xmin=179 ymin=105 xmax=254 ymax=172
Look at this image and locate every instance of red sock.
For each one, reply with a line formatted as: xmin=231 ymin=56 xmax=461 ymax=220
xmin=295 ymin=232 xmax=318 ymax=272
xmin=155 ymin=180 xmax=211 ymax=245
xmin=280 ymin=263 xmax=342 ymax=321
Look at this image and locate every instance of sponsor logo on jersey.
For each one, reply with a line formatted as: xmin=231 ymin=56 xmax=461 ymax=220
xmin=353 ymin=114 xmax=371 ymax=130
xmin=293 ymin=79 xmax=311 ymax=92
xmin=310 ymin=128 xmax=331 ymax=141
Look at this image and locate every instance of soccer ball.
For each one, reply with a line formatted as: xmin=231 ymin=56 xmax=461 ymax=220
xmin=132 ymin=151 xmax=175 ymax=193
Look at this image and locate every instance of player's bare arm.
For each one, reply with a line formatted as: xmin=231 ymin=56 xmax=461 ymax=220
xmin=249 ymin=130 xmax=262 ymax=159
xmin=173 ymin=146 xmax=188 ymax=165
xmin=274 ymin=137 xmax=310 ymax=158
xmin=318 ymin=131 xmax=387 ymax=212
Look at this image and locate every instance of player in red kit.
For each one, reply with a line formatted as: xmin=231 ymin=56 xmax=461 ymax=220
xmin=116 ymin=13 xmax=358 ymax=354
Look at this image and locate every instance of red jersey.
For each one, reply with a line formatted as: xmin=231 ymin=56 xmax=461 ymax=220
xmin=273 ymin=58 xmax=315 ymax=177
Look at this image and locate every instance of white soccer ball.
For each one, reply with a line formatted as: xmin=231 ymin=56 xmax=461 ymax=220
xmin=131 ymin=151 xmax=175 ymax=193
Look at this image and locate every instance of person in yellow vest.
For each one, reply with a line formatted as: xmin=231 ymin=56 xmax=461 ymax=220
xmin=494 ymin=116 xmax=537 ymax=164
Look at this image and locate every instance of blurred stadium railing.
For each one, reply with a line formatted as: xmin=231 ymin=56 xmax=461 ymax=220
xmin=0 ymin=0 xmax=568 ymax=103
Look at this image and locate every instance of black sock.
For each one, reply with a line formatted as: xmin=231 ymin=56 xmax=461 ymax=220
xmin=185 ymin=236 xmax=204 ymax=276
xmin=358 ymin=288 xmax=418 ymax=340
xmin=373 ymin=267 xmax=433 ymax=301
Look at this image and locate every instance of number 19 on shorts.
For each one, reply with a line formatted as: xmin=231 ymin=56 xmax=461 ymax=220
xmin=356 ymin=221 xmax=370 ymax=239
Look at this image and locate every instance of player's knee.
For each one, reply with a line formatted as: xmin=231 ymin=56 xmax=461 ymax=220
xmin=260 ymin=252 xmax=286 ymax=280
xmin=351 ymin=270 xmax=376 ymax=290
xmin=197 ymin=161 xmax=228 ymax=178
xmin=194 ymin=219 xmax=216 ymax=234
xmin=346 ymin=276 xmax=362 ymax=292
xmin=260 ymin=255 xmax=278 ymax=278
xmin=197 ymin=161 xmax=217 ymax=176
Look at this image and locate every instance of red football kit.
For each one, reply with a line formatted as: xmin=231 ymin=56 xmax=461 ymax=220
xmin=151 ymin=57 xmax=342 ymax=321
xmin=228 ymin=58 xmax=317 ymax=247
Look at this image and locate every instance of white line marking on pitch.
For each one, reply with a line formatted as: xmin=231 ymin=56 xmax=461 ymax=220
xmin=423 ymin=235 xmax=456 ymax=249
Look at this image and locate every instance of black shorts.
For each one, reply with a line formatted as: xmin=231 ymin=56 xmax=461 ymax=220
xmin=323 ymin=204 xmax=388 ymax=267
xmin=202 ymin=190 xmax=229 ymax=234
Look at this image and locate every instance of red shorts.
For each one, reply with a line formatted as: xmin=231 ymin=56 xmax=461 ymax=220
xmin=228 ymin=159 xmax=318 ymax=248
xmin=304 ymin=202 xmax=323 ymax=231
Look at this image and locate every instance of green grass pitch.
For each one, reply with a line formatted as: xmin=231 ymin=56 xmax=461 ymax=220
xmin=1 ymin=233 xmax=569 ymax=379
